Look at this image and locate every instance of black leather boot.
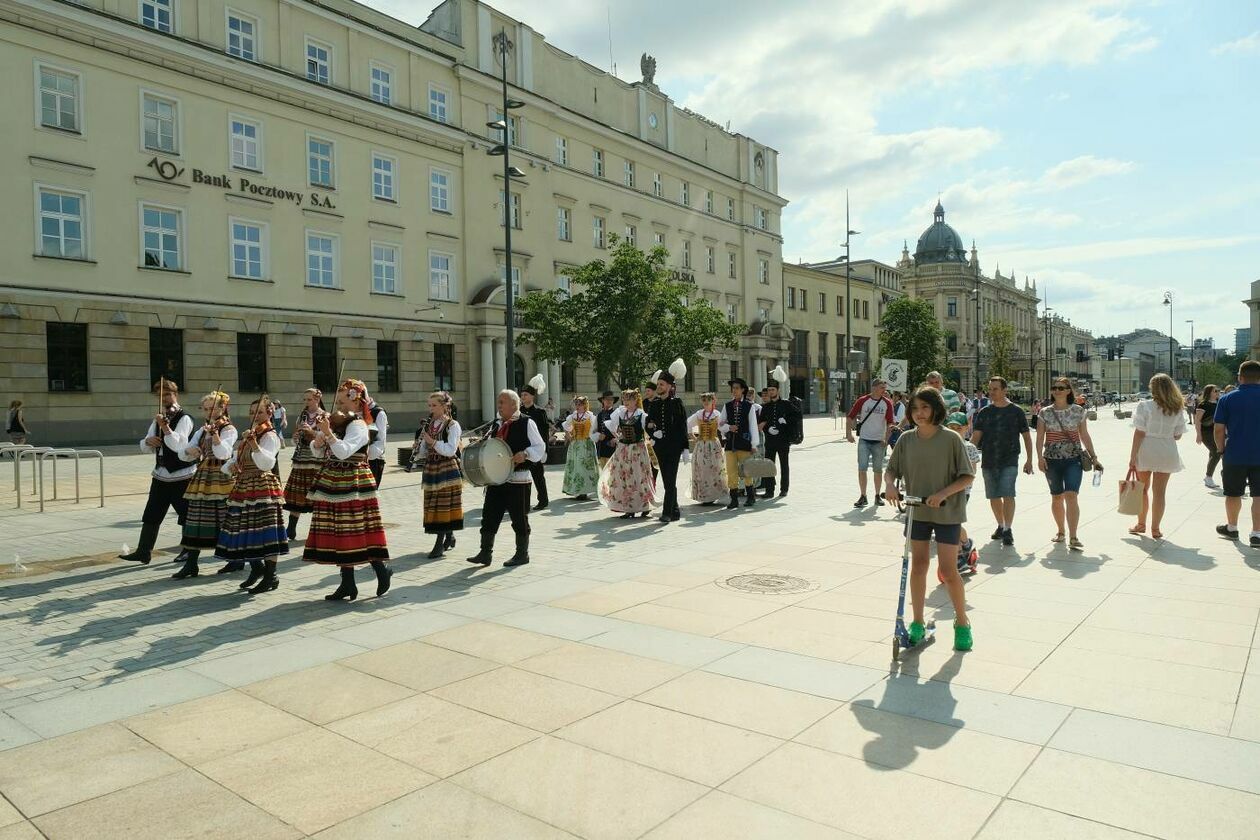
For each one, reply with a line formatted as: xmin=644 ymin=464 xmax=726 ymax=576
xmin=371 ymin=560 xmax=392 ymax=596
xmin=467 ymin=535 xmax=493 ymax=566
xmin=427 ymin=533 xmax=446 ymax=559
xmin=248 ymin=560 xmax=279 ymax=594
xmin=762 ymin=478 xmax=776 ymax=499
xmin=171 ymin=548 xmax=192 ymax=565
xmin=239 ymin=561 xmax=264 ymax=590
xmin=120 ymin=521 xmax=159 ymax=564
xmin=444 ymin=532 xmax=457 ymax=550
xmin=286 ymin=515 xmax=299 ymax=541
xmin=216 ymin=561 xmax=245 ymax=575
xmin=504 ymin=532 xmax=530 ymax=567
xmin=744 ymin=486 xmax=756 ymax=507
xmin=325 ymin=567 xmax=358 ymax=601
xmin=725 ymin=489 xmax=740 ymax=510
xmin=172 ymin=551 xmax=200 ymax=580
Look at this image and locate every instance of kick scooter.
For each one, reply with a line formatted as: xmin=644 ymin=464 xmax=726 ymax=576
xmin=892 ymin=495 xmax=936 ymax=662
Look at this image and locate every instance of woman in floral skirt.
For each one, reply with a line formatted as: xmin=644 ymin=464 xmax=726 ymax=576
xmin=415 ymin=391 xmax=463 ymax=559
xmin=598 ymin=389 xmax=656 ymax=518
xmin=303 ymin=379 xmax=391 ymax=600
xmin=561 ymin=396 xmax=601 ymax=501
xmin=686 ymin=392 xmax=729 ymax=504
xmin=283 ymin=388 xmax=327 ymax=540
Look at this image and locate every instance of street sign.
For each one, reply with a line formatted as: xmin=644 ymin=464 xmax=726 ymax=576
xmin=880 ymin=359 xmax=908 ymax=391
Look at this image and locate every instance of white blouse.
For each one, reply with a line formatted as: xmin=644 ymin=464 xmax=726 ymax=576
xmin=1132 ymin=399 xmax=1187 ymax=440
xmin=415 ymin=418 xmax=462 ymax=459
xmin=181 ymin=424 xmax=237 ymax=462
xmin=313 ymin=418 xmax=370 ymax=461
xmin=686 ymin=408 xmax=729 ymax=435
xmin=604 ymin=406 xmax=646 ymax=436
xmin=221 ymin=428 xmax=279 ymax=473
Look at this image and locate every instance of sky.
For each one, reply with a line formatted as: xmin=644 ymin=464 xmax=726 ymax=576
xmin=374 ymin=0 xmax=1259 ymax=349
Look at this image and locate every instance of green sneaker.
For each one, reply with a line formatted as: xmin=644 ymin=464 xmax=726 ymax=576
xmin=907 ymin=621 xmax=925 ymax=646
xmin=954 ymin=623 xmax=973 ymax=651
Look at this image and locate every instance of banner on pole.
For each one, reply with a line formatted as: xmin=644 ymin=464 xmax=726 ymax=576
xmin=880 ymin=359 xmax=908 ymax=391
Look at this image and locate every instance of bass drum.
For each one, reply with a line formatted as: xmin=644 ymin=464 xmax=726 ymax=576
xmin=462 ymin=437 xmax=513 ymax=486
xmin=739 ymin=454 xmax=776 ymax=480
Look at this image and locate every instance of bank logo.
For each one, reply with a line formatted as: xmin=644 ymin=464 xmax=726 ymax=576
xmin=147 ymin=157 xmax=185 ymax=181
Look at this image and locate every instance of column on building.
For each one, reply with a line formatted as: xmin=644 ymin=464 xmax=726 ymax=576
xmin=547 ymin=360 xmax=562 ymax=403
xmin=750 ymin=356 xmax=763 ymax=393
xmin=492 ymin=339 xmax=506 ymax=395
xmin=479 ymin=337 xmax=495 ymax=423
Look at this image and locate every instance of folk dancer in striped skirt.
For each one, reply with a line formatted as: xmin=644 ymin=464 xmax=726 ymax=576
xmin=283 ymin=388 xmax=328 ymax=540
xmin=416 ymin=391 xmax=463 ymax=558
xmin=687 ymin=393 xmax=730 ymax=504
xmin=216 ymin=396 xmax=289 ymax=594
xmin=303 ymin=379 xmax=391 ymax=601
xmin=172 ymin=391 xmax=237 ymax=580
xmin=561 ymin=396 xmax=601 ymax=501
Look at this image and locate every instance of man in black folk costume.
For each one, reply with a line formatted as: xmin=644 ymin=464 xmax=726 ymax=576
xmin=467 ymin=390 xmax=548 ymax=568
xmin=758 ymin=365 xmax=802 ymax=498
xmin=121 ymin=378 xmax=196 ymax=565
xmin=519 ymin=374 xmax=551 ymax=511
xmin=720 ymin=377 xmax=761 ymax=510
xmin=646 ymin=359 xmax=690 ymax=522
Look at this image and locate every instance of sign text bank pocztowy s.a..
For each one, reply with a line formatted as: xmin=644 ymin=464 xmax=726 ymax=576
xmin=146 ymin=157 xmax=336 ymax=209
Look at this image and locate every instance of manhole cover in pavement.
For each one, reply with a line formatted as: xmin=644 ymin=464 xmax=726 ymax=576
xmin=719 ymin=574 xmax=818 ymax=595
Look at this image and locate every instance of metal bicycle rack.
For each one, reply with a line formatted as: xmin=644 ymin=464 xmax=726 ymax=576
xmin=12 ymin=448 xmax=53 ymax=506
xmin=38 ymin=449 xmax=105 ymax=512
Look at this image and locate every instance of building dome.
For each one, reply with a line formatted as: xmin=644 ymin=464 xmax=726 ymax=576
xmin=914 ymin=201 xmax=967 ymax=264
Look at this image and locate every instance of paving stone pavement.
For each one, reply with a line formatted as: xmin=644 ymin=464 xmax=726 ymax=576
xmin=2 ymin=412 xmax=1260 ymax=838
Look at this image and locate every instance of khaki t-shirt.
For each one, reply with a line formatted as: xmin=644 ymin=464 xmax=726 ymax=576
xmin=886 ymin=426 xmax=974 ymax=524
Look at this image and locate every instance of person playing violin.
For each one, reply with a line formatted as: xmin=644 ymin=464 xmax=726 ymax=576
xmin=283 ymin=387 xmax=328 ymax=540
xmin=171 ymin=391 xmax=238 ymax=580
xmin=121 ymin=378 xmax=196 ymax=565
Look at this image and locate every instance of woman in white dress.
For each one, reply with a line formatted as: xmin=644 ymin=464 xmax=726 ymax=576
xmin=1127 ymin=373 xmax=1186 ymax=540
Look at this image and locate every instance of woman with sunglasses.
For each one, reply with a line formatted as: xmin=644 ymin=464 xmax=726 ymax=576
xmin=1035 ymin=377 xmax=1100 ymax=549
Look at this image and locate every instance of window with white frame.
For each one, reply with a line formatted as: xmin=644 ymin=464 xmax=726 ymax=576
xmin=308 ymin=136 xmax=334 ymax=188
xmin=706 ymin=246 xmax=715 ymax=274
xmin=305 ymin=232 xmax=337 ymax=287
xmin=429 ymin=168 xmax=450 ymax=212
xmin=142 ymin=93 xmax=178 ymax=154
xmin=787 ymin=287 xmax=796 ymax=309
xmin=37 ymin=188 xmax=85 ymax=259
xmin=428 ymin=251 xmax=454 ymax=300
xmin=371 ymin=242 xmax=398 ymax=294
xmin=653 ymin=231 xmax=664 ymax=247
xmin=726 ymin=303 xmax=737 ymax=324
xmin=727 ymin=197 xmax=735 ymax=220
xmin=141 ymin=0 xmax=173 ymax=33
xmin=371 ymin=154 xmax=396 ymax=202
xmin=728 ymin=251 xmax=737 ymax=279
xmin=305 ymin=39 xmax=330 ymax=85
xmin=498 ymin=191 xmax=521 ymax=229
xmin=556 ymin=275 xmax=571 ymax=299
xmin=556 ymin=206 xmax=571 ymax=241
xmin=141 ymin=204 xmax=182 ymax=269
xmin=682 ymin=240 xmax=691 ymax=269
xmin=755 ymin=206 xmax=767 ymax=230
xmin=759 ymin=306 xmax=770 ymax=322
xmin=680 ymin=181 xmax=690 ymax=205
xmin=652 ymin=172 xmax=662 ymax=196
xmin=624 ymin=225 xmax=636 ymax=247
xmin=428 ymin=85 xmax=448 ymax=122
xmin=818 ymin=291 xmax=826 ymax=313
xmin=226 ymin=11 xmax=256 ymax=61
xmin=554 ymin=136 xmax=568 ymax=165
xmin=229 ymin=116 xmax=260 ymax=171
xmin=38 ymin=65 xmax=81 ymax=132
xmin=229 ymin=219 xmax=265 ymax=279
xmin=758 ymin=258 xmax=769 ymax=285
xmin=593 ymin=216 xmax=606 ymax=249
xmin=705 ymin=190 xmax=714 ymax=214
xmin=369 ymin=64 xmax=391 ymax=105
xmin=498 ymin=265 xmax=522 ymax=301
xmin=623 ymin=160 xmax=635 ymax=188
xmin=592 ymin=148 xmax=604 ymax=178
xmin=489 ymin=110 xmax=518 ymax=146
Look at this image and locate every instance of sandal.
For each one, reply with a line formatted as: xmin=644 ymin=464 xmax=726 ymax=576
xmin=1069 ymin=537 xmax=1084 ymax=551
xmin=1051 ymin=533 xmax=1065 ymax=543
xmin=1128 ymin=524 xmax=1146 ymax=536
xmin=1151 ymin=529 xmax=1163 ymax=540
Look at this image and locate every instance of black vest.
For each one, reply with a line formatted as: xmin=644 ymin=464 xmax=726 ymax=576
xmin=618 ymin=413 xmax=645 ymax=444
xmin=723 ymin=399 xmax=754 ymax=452
xmin=490 ymin=415 xmax=532 ymax=455
xmin=367 ymin=403 xmax=384 ymax=448
xmin=155 ymin=409 xmax=189 ymax=472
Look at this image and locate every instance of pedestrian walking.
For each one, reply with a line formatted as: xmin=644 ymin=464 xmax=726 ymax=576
xmin=6 ymin=400 xmax=28 ymax=444
xmin=272 ymin=400 xmax=288 ymax=448
xmin=885 ymin=387 xmax=976 ymax=652
xmin=969 ymin=376 xmax=1034 ymax=546
xmin=925 ymin=371 xmax=962 ymax=413
xmin=1036 ymin=377 xmax=1101 ymax=550
xmin=1127 ymin=373 xmax=1186 ymax=540
xmin=846 ymin=378 xmax=895 ymax=508
xmin=1214 ymin=360 xmax=1260 ymax=548
xmin=1195 ymin=385 xmax=1222 ymax=488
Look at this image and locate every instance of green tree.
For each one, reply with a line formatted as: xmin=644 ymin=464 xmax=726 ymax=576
xmin=516 ymin=238 xmax=744 ymax=390
xmin=877 ymin=297 xmax=946 ymax=389
xmin=1193 ymin=360 xmax=1234 ymax=392
xmin=984 ymin=318 xmax=1016 ymax=382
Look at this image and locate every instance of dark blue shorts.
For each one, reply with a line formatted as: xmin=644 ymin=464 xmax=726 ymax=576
xmin=906 ymin=520 xmax=962 ymax=545
xmin=1044 ymin=457 xmax=1083 ymax=495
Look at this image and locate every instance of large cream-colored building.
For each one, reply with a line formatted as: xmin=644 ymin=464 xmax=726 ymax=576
xmin=0 ymin=0 xmax=788 ymax=443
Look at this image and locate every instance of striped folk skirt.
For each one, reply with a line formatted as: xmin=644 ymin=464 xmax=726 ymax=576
xmin=303 ymin=458 xmax=390 ymax=566
xmin=422 ymin=454 xmax=464 ymax=534
xmin=182 ymin=458 xmax=235 ymax=550
xmin=215 ymin=467 xmax=289 ymax=562
xmin=283 ymin=444 xmax=323 ymax=512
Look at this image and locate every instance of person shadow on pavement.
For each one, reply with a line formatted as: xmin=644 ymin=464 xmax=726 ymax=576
xmin=849 ymin=653 xmax=965 ymax=772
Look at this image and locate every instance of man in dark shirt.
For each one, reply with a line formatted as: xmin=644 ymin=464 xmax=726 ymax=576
xmin=758 ymin=381 xmax=801 ymax=498
xmin=1214 ymin=360 xmax=1260 ymax=548
xmin=970 ymin=376 xmax=1034 ymax=546
xmin=519 ymin=379 xmax=551 ymax=510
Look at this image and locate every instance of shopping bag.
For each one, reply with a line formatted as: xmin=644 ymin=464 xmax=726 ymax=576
xmin=1117 ymin=468 xmax=1145 ymax=516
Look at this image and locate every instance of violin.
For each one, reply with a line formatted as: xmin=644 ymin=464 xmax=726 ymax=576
xmin=199 ymin=414 xmax=232 ymax=457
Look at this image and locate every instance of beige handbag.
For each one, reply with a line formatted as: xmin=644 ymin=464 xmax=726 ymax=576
xmin=1117 ymin=467 xmax=1145 ymax=516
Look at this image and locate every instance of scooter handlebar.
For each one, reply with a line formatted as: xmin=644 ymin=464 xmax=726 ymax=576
xmin=902 ymin=495 xmax=925 ymax=505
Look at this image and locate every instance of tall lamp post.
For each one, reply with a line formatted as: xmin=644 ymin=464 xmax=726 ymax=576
xmin=1185 ymin=319 xmax=1195 ymax=391
xmin=971 ymin=273 xmax=982 ymax=392
xmin=489 ymin=29 xmax=527 ymax=389
xmin=841 ymin=190 xmax=860 ymax=412
xmin=1043 ymin=307 xmax=1055 ymax=397
xmin=1161 ymin=290 xmax=1174 ymax=378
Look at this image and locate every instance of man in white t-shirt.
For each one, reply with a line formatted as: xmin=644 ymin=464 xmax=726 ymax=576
xmin=846 ymin=378 xmax=895 ymax=507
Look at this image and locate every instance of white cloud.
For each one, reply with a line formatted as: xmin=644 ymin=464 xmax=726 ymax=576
xmin=1212 ymin=31 xmax=1260 ymax=56
xmin=996 ymin=234 xmax=1260 ymax=266
xmin=1039 ymin=156 xmax=1135 ymax=189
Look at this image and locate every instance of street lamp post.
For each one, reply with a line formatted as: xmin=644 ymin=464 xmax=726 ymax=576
xmin=1043 ymin=307 xmax=1054 ymax=398
xmin=974 ymin=271 xmax=982 ymax=392
xmin=841 ymin=191 xmax=860 ymax=412
xmin=489 ymin=29 xmax=527 ymax=389
xmin=1162 ymin=291 xmax=1174 ymax=378
xmin=1186 ymin=319 xmax=1195 ymax=391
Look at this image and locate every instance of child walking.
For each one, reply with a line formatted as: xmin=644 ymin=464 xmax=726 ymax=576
xmin=886 ymin=388 xmax=976 ymax=651
xmin=946 ymin=412 xmax=980 ymax=573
